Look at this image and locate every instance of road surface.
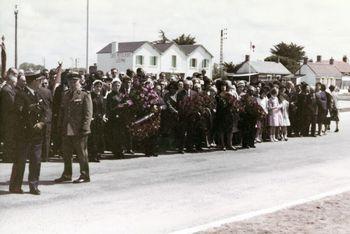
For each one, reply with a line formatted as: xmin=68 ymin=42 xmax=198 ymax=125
xmin=1 ymin=113 xmax=349 ymax=234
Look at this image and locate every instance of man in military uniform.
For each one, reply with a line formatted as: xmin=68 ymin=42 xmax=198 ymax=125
xmin=0 ymin=68 xmax=18 ymax=163
xmin=54 ymin=72 xmax=93 ymax=183
xmin=9 ymin=71 xmax=47 ymax=195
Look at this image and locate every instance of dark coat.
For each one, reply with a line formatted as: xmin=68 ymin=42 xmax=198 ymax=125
xmin=14 ymin=86 xmax=47 ymax=142
xmin=59 ymin=89 xmax=93 ymax=136
xmin=0 ymin=84 xmax=17 ymax=136
xmin=91 ymin=92 xmax=106 ymax=121
xmin=38 ymin=87 xmax=53 ymax=123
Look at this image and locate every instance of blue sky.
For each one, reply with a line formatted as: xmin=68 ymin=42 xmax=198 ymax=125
xmin=0 ymin=0 xmax=349 ymax=69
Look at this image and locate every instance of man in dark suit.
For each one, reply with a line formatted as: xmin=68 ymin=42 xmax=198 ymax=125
xmin=176 ymin=79 xmax=198 ymax=153
xmin=9 ymin=71 xmax=47 ymax=195
xmin=54 ymin=72 xmax=93 ymax=184
xmin=0 ymin=68 xmax=18 ymax=163
xmin=38 ymin=81 xmax=53 ymax=162
xmin=106 ymin=77 xmax=133 ymax=158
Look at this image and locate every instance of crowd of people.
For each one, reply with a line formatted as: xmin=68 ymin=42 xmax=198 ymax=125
xmin=0 ymin=64 xmax=341 ymax=195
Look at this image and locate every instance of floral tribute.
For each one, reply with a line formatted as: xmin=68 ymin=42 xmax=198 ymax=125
xmin=239 ymin=94 xmax=267 ymax=120
xmin=128 ymin=84 xmax=162 ymax=140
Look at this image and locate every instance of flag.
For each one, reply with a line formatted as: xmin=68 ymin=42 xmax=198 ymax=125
xmin=250 ymin=42 xmax=255 ymax=52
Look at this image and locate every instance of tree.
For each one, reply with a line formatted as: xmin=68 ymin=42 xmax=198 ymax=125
xmin=223 ymin=62 xmax=235 ymax=73
xmin=173 ymin=34 xmax=196 ymax=45
xmin=264 ymin=42 xmax=306 ymax=74
xmin=153 ymin=30 xmax=172 ymax=44
xmin=19 ymin=62 xmax=45 ymax=71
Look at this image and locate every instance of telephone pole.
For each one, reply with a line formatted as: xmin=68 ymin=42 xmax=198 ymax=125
xmin=14 ymin=5 xmax=18 ymax=68
xmin=86 ymin=0 xmax=89 ymax=72
xmin=220 ymin=28 xmax=227 ymax=77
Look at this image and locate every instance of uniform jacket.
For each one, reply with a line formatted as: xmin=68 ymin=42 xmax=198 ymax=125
xmin=59 ymin=89 xmax=93 ymax=136
xmin=0 ymin=84 xmax=17 ymax=138
xmin=14 ymin=86 xmax=47 ymax=142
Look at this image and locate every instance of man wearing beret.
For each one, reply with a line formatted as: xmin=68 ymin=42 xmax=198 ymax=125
xmin=9 ymin=71 xmax=47 ymax=195
xmin=54 ymin=72 xmax=93 ymax=183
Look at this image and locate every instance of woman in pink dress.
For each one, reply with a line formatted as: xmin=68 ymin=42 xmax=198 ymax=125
xmin=268 ymin=88 xmax=282 ymax=142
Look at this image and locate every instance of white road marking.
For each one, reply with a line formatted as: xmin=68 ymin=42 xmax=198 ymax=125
xmin=171 ymin=186 xmax=350 ymax=234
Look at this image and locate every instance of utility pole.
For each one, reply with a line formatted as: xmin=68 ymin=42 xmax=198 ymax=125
xmin=14 ymin=4 xmax=18 ymax=69
xmin=220 ymin=28 xmax=227 ymax=78
xmin=86 ymin=0 xmax=89 ymax=72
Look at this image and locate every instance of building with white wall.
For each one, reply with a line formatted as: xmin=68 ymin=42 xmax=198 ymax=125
xmin=296 ymin=56 xmax=344 ymax=87
xmin=96 ymin=41 xmax=213 ymax=78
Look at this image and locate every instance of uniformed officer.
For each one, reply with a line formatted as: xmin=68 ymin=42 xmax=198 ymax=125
xmin=54 ymin=72 xmax=93 ymax=183
xmin=9 ymin=71 xmax=47 ymax=195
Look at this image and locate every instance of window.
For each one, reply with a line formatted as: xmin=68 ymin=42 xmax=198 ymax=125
xmin=136 ymin=55 xmax=144 ymax=65
xmin=150 ymin=56 xmax=157 ymax=66
xmin=171 ymin=55 xmax=177 ymax=68
xmin=202 ymin=59 xmax=209 ymax=68
xmin=190 ymin=58 xmax=197 ymax=68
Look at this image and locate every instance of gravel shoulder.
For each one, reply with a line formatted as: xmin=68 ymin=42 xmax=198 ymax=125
xmin=201 ymin=191 xmax=350 ymax=234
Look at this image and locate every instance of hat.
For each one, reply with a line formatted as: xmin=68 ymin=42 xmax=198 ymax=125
xmin=237 ymin=80 xmax=245 ymax=87
xmin=103 ymin=76 xmax=113 ymax=82
xmin=112 ymin=78 xmax=121 ymax=84
xmin=25 ymin=71 xmax=44 ymax=83
xmin=121 ymin=75 xmax=132 ymax=82
xmin=67 ymin=72 xmax=81 ymax=80
xmin=92 ymin=79 xmax=103 ymax=86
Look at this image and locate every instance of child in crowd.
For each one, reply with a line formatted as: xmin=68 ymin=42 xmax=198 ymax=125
xmin=268 ymin=88 xmax=282 ymax=142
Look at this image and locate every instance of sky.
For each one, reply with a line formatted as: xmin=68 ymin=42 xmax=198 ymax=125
xmin=0 ymin=0 xmax=349 ymax=69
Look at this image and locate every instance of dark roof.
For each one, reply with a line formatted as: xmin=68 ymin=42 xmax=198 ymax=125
xmin=118 ymin=41 xmax=148 ymax=53
xmin=97 ymin=41 xmax=213 ymax=57
xmin=178 ymin=44 xmax=214 ymax=57
xmin=178 ymin=44 xmax=200 ymax=55
xmin=153 ymin=43 xmax=174 ymax=53
xmin=96 ymin=43 xmax=112 ymax=54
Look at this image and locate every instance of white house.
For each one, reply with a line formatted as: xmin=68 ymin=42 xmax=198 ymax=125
xmin=296 ymin=56 xmax=343 ymax=87
xmin=96 ymin=41 xmax=213 ymax=78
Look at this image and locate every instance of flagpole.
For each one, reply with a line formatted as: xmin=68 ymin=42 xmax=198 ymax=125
xmin=248 ymin=42 xmax=251 ymax=84
xmin=86 ymin=0 xmax=89 ymax=72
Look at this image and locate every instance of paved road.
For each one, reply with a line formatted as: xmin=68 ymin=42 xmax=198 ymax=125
xmin=1 ymin=113 xmax=350 ymax=234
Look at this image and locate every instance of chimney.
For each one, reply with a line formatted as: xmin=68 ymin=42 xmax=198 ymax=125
xmin=343 ymin=55 xmax=348 ymax=63
xmin=316 ymin=55 xmax=322 ymax=62
xmin=330 ymin=57 xmax=334 ymax=65
xmin=111 ymin=41 xmax=117 ymax=53
xmin=245 ymin=55 xmax=250 ymax=62
xmin=303 ymin=57 xmax=308 ymax=65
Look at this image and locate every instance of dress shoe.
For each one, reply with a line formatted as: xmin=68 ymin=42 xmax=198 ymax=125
xmin=125 ymin=150 xmax=135 ymax=155
xmin=54 ymin=176 xmax=72 ymax=183
xmin=89 ymin=158 xmax=100 ymax=162
xmin=9 ymin=188 xmax=24 ymax=194
xmin=73 ymin=177 xmax=90 ymax=183
xmin=227 ymin=146 xmax=237 ymax=151
xmin=29 ymin=188 xmax=41 ymax=195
